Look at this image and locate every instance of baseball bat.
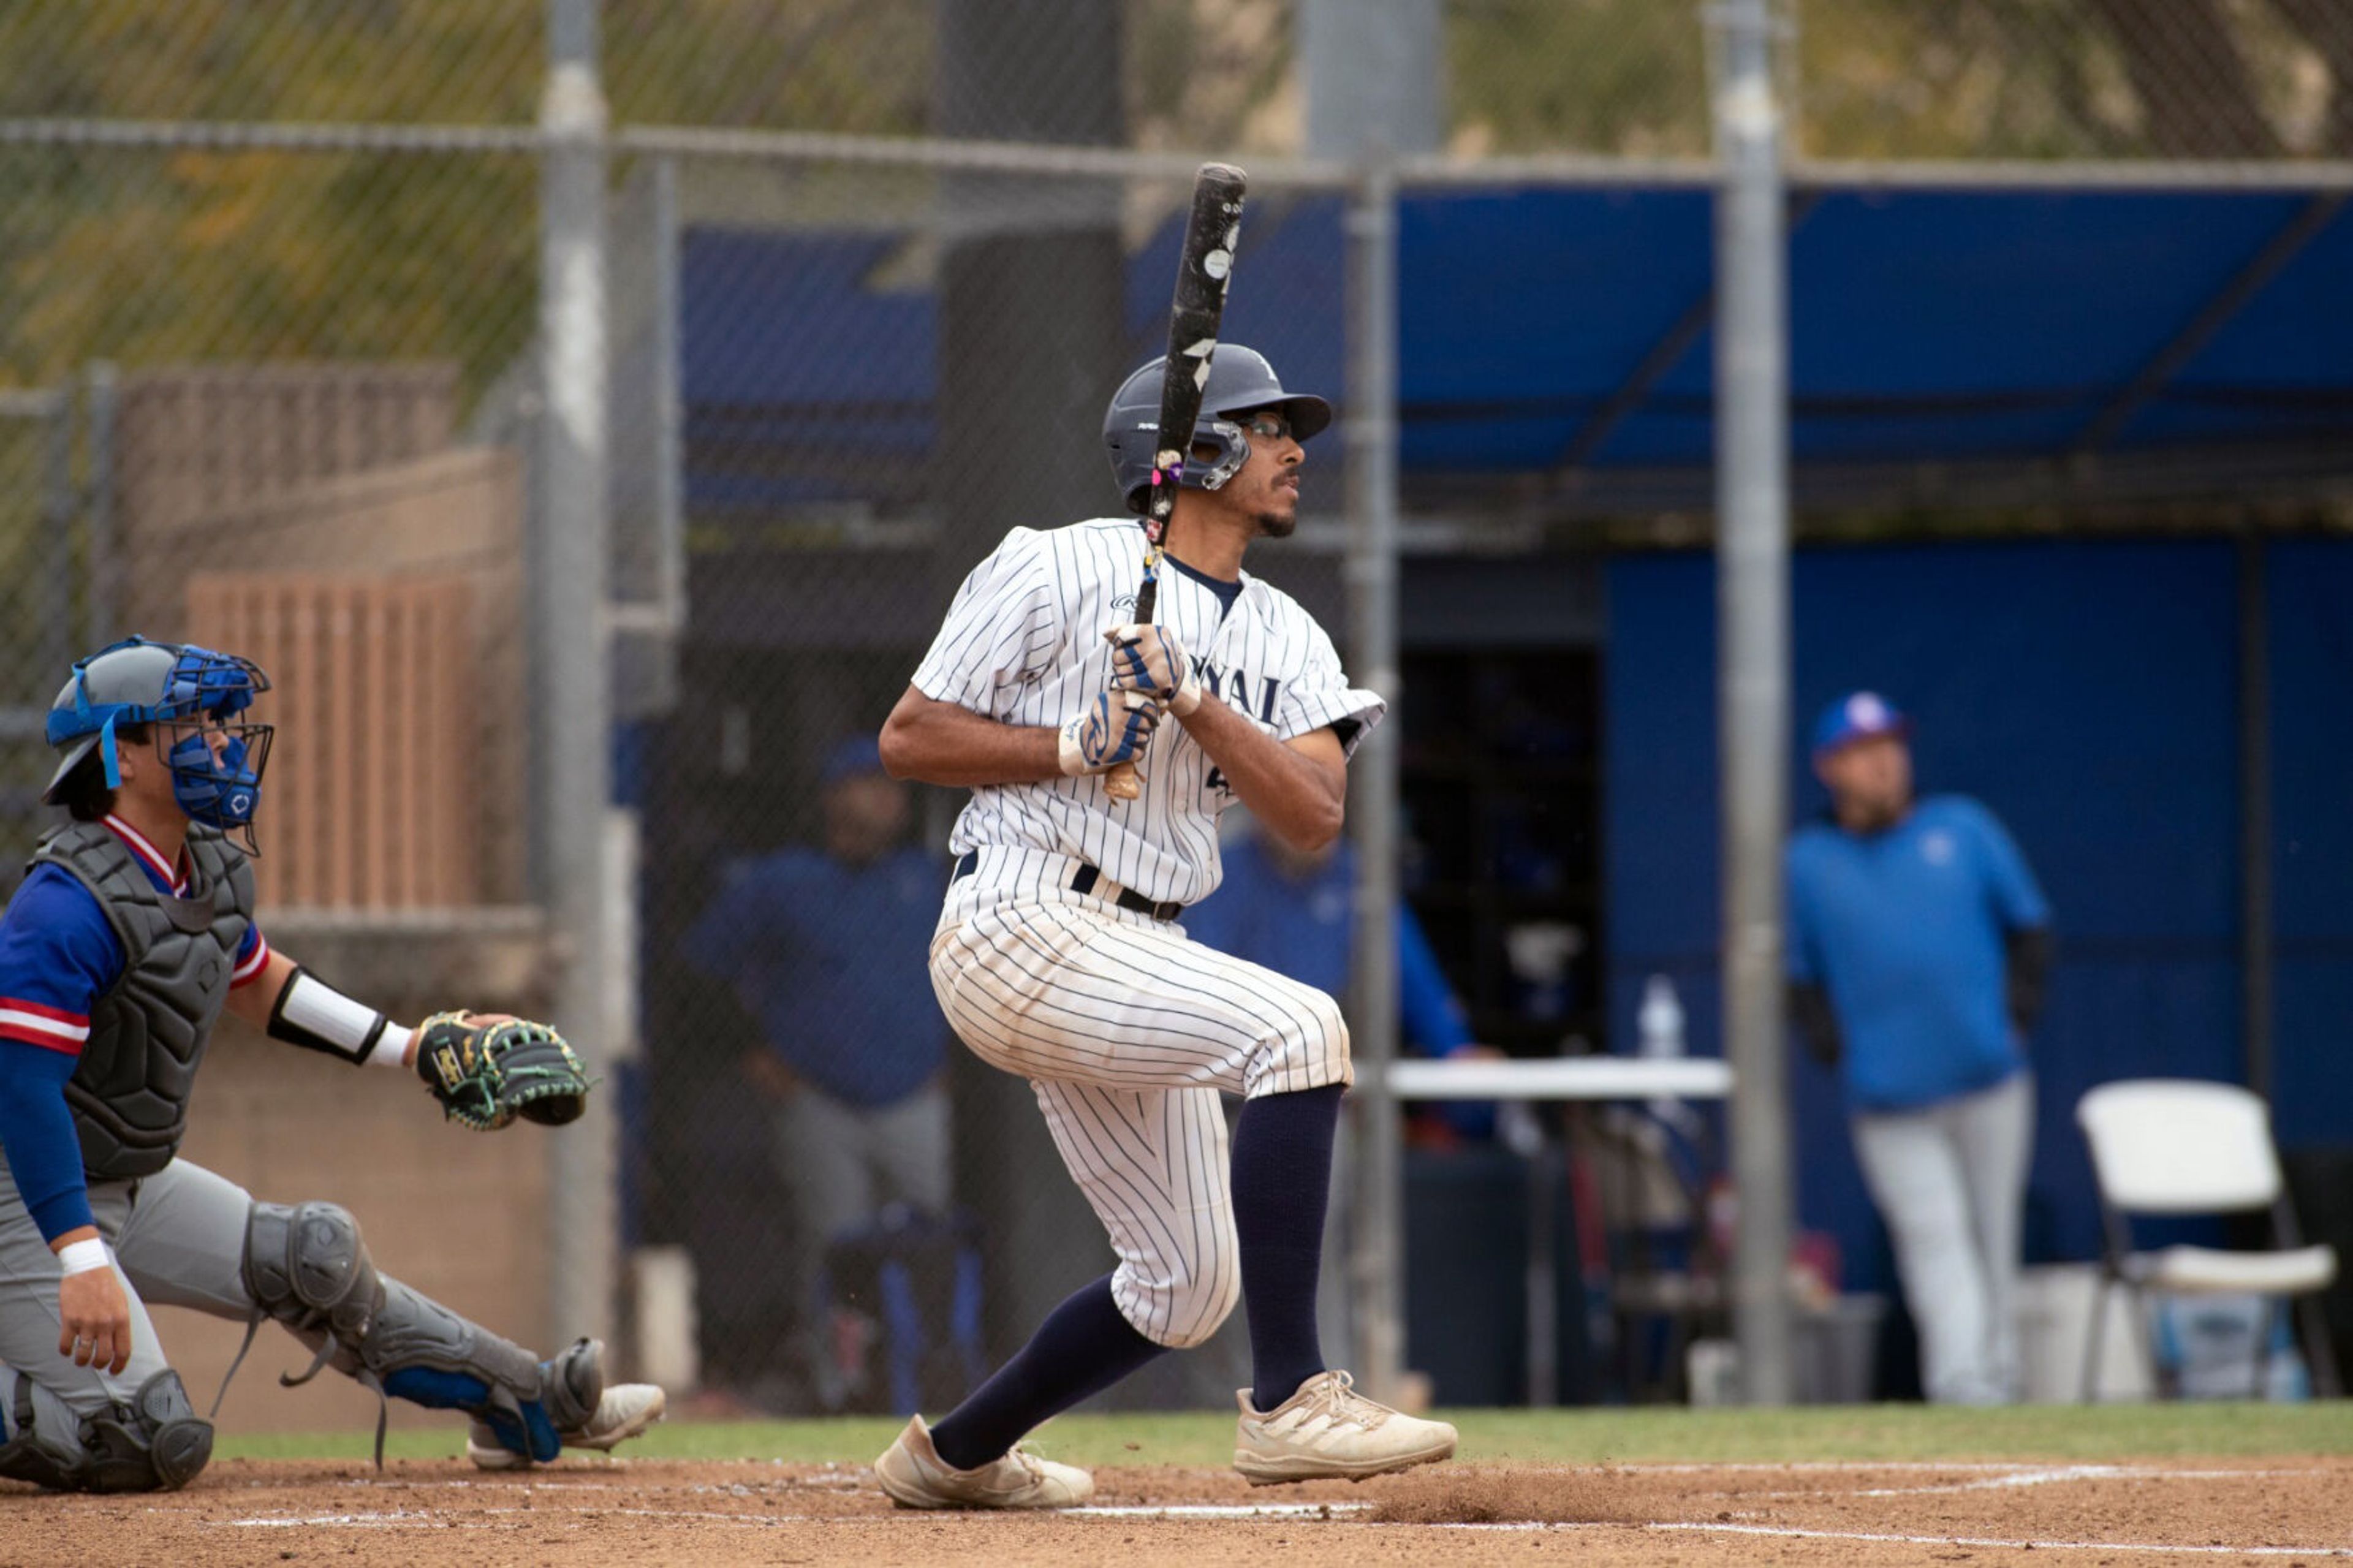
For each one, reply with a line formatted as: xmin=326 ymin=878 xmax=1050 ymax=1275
xmin=1105 ymin=161 xmax=1246 ymax=803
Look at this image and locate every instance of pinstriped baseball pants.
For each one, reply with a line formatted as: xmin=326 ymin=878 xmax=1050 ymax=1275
xmin=929 ymin=881 xmax=1352 ymax=1350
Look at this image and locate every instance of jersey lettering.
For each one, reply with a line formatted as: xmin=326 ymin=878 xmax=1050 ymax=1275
xmin=910 ymin=518 xmax=1385 ymax=906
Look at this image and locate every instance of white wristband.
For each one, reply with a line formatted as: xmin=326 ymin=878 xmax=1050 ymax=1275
xmin=368 ymin=1022 xmax=415 ymax=1069
xmin=56 ymin=1238 xmax=110 ymax=1277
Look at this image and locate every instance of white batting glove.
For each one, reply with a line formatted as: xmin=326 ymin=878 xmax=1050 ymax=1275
xmin=1058 ymin=688 xmax=1164 ymax=776
xmin=1104 ymin=624 xmax=1204 ymax=716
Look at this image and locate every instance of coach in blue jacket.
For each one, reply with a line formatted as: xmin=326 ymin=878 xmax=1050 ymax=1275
xmin=1785 ymin=692 xmax=2052 ymax=1405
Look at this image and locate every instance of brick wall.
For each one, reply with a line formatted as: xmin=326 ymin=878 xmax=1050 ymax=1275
xmin=187 ymin=574 xmax=479 ymax=909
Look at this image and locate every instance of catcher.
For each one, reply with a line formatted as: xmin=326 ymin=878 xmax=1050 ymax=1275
xmin=0 ymin=637 xmax=662 ymax=1493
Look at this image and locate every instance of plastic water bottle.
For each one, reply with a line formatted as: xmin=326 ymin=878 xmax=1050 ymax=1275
xmin=1637 ymin=974 xmax=1699 ymax=1134
xmin=1638 ymin=974 xmax=1685 ymax=1061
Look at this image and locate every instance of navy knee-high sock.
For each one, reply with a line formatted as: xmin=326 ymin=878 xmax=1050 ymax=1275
xmin=1230 ymin=1083 xmax=1346 ymax=1412
xmin=928 ymin=1273 xmax=1162 ymax=1471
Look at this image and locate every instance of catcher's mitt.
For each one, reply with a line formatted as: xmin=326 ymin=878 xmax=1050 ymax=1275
xmin=415 ymin=1011 xmax=595 ymax=1131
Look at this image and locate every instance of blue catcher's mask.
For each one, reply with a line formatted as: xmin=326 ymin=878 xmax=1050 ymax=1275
xmin=165 ymin=724 xmax=268 ymax=830
xmin=43 ymin=637 xmax=275 ymax=854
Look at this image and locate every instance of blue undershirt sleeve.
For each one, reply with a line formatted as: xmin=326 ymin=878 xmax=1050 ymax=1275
xmin=0 ymin=1042 xmax=94 ymax=1240
xmin=1396 ymin=902 xmax=1473 ymax=1057
xmin=1783 ymin=846 xmax=1822 ymax=986
xmin=0 ymin=867 xmax=127 ymax=1243
xmin=681 ymin=865 xmax=762 ymax=983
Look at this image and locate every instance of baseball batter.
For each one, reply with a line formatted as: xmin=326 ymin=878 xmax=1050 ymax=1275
xmin=871 ymin=346 xmax=1457 ymax=1509
xmin=0 ymin=637 xmax=664 ymax=1493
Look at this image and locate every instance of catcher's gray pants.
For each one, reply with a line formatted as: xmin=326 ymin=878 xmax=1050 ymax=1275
xmin=0 ymin=1156 xmax=257 ymax=1464
xmin=1851 ymin=1070 xmax=2034 ymax=1405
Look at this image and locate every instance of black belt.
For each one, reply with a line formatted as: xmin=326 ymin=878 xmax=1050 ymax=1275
xmin=950 ymin=850 xmax=1185 ymax=922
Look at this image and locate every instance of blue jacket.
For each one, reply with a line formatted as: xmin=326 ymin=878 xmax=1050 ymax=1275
xmin=684 ymin=846 xmax=947 ymax=1107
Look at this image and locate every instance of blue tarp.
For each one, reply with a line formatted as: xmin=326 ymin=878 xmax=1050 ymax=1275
xmin=681 ymin=184 xmax=2353 ymax=510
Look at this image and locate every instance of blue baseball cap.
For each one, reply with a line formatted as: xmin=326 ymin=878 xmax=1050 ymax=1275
xmin=1810 ymin=691 xmax=1911 ymax=759
xmin=820 ymin=735 xmax=888 ymax=786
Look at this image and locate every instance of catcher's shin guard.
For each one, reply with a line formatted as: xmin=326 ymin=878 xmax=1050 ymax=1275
xmin=80 ymin=1370 xmax=214 ymax=1493
xmin=236 ymin=1200 xmax=592 ymax=1464
xmin=0 ymin=1371 xmax=212 ymax=1493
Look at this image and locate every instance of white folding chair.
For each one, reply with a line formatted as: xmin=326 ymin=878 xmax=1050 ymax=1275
xmin=2076 ymin=1079 xmax=2341 ymax=1402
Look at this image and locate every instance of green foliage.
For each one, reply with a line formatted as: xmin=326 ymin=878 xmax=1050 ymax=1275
xmin=1447 ymin=0 xmax=1711 ymax=157
xmin=1444 ymin=0 xmax=2352 ymax=161
xmin=0 ymin=1 xmax=935 ymax=394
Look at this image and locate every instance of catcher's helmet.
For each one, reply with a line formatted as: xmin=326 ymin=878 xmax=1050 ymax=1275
xmin=44 ymin=637 xmax=275 ymax=850
xmin=1101 ymin=346 xmax=1332 ymax=515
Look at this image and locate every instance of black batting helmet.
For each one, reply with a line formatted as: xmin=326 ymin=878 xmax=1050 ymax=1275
xmin=1101 ymin=346 xmax=1332 ymax=516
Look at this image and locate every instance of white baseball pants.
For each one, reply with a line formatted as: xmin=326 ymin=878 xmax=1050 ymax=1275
xmin=929 ymin=863 xmax=1351 ymax=1350
xmin=1851 ymin=1070 xmax=2035 ymax=1405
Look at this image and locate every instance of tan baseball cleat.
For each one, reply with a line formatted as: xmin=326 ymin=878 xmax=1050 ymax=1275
xmin=1232 ymin=1369 xmax=1458 ymax=1485
xmin=466 ymin=1382 xmax=667 ymax=1471
xmin=874 ymin=1414 xmax=1095 ymax=1509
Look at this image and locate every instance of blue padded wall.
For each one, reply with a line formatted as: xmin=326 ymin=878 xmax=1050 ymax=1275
xmin=2267 ymin=539 xmax=2353 ymax=1149
xmin=1602 ymin=539 xmax=2303 ymax=1288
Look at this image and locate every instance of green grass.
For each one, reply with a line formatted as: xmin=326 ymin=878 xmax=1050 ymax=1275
xmin=214 ymin=1401 xmax=2353 ymax=1469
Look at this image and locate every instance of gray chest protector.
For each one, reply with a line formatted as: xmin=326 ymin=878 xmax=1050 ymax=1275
xmin=31 ymin=821 xmax=255 ymax=1181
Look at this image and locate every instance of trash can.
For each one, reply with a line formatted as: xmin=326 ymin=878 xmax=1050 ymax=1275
xmin=1403 ymin=1145 xmax=1528 ymax=1406
xmin=1792 ymin=1292 xmax=1887 ymax=1404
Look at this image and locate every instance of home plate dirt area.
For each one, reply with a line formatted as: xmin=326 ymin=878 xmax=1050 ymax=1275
xmin=4 ymin=1455 xmax=2347 ymax=1566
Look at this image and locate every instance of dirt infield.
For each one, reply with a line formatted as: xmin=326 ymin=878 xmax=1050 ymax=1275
xmin=4 ymin=1455 xmax=2347 ymax=1566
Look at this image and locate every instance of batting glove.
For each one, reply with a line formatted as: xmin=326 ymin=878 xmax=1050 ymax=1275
xmin=1105 ymin=623 xmax=1205 ymax=716
xmin=1059 ymin=687 xmax=1164 ymax=776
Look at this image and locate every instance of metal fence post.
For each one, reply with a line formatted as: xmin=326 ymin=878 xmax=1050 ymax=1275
xmin=2239 ymin=534 xmax=2272 ymax=1100
xmin=83 ymin=363 xmax=117 ymax=650
xmin=1345 ymin=156 xmax=1406 ymax=1403
xmin=1710 ymin=0 xmax=1796 ymax=1407
xmin=41 ymin=388 xmax=73 ymax=682
xmin=540 ymin=0 xmax=617 ymax=1351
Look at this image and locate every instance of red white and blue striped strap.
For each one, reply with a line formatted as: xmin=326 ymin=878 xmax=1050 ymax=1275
xmin=104 ymin=812 xmax=187 ymax=895
xmin=0 ymin=996 xmax=89 ymax=1055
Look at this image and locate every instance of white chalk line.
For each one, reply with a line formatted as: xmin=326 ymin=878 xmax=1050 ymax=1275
xmin=213 ymin=1502 xmax=1366 ymax=1529
xmin=198 ymin=1460 xmax=2352 ymax=1557
xmin=1651 ymin=1521 xmax=2352 ymax=1557
xmin=1849 ymin=1463 xmax=2300 ymax=1498
xmin=1074 ymin=1503 xmax=1370 ymax=1519
xmin=219 ymin=1505 xmax=814 ymax=1531
xmin=1611 ymin=1459 xmax=2045 ymax=1474
xmin=206 ymin=1507 xmax=2353 ymax=1556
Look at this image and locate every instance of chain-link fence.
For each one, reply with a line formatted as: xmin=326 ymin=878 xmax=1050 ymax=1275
xmin=0 ymin=0 xmax=2346 ymax=1423
xmin=1790 ymin=0 xmax=2353 ymax=161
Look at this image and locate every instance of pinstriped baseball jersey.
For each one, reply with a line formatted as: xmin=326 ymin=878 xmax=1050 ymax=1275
xmin=910 ymin=515 xmax=1375 ymax=1347
xmin=911 ymin=518 xmax=1384 ymax=908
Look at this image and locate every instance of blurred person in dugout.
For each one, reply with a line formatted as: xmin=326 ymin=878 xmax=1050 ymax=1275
xmin=1184 ymin=820 xmax=1497 ymax=1146
xmin=683 ymin=737 xmax=950 ymax=1406
xmin=1785 ymin=692 xmax=2053 ymax=1406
